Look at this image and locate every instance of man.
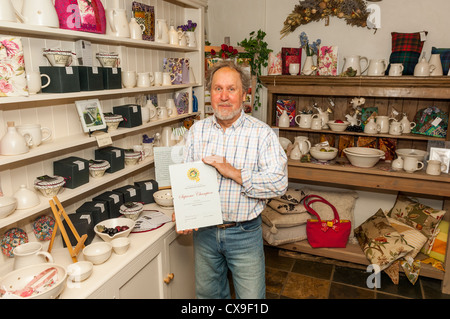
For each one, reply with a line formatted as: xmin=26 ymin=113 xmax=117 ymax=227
xmin=179 ymin=60 xmax=288 ymax=298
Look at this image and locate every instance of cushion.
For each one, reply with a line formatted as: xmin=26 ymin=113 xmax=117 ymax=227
xmin=422 ymin=220 xmax=449 ymax=262
xmin=354 ymin=209 xmax=414 ymax=271
xmin=386 ymin=195 xmax=446 ymax=248
xmin=386 ymin=216 xmax=428 ymax=259
xmin=432 ymin=47 xmax=450 ymax=75
xmin=261 ymin=206 xmax=310 ymax=233
xmin=386 ymin=31 xmax=427 ymax=75
xmin=274 ymin=187 xmax=308 ymax=205
xmin=268 ymin=199 xmax=307 ymax=214
xmin=262 ymin=222 xmax=307 ymax=246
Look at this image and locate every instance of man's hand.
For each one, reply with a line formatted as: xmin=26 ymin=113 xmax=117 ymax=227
xmin=172 ymin=212 xmax=197 ymax=235
xmin=202 ymin=155 xmax=242 ymax=185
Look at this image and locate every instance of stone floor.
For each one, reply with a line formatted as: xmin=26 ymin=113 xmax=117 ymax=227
xmin=263 ymin=246 xmax=450 ymax=299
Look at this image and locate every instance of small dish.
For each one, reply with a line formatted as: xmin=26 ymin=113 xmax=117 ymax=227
xmin=111 ymin=237 xmax=130 ymax=255
xmin=82 ymin=242 xmax=112 ymax=265
xmin=153 ymin=189 xmax=173 ymax=207
xmin=67 ymin=261 xmax=93 ymax=282
xmin=94 ymin=217 xmax=135 ymax=242
xmin=89 ymin=160 xmax=110 ymax=178
xmin=119 ymin=202 xmax=143 ymax=220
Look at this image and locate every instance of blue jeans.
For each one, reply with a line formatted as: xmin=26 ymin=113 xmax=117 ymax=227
xmin=193 ymin=215 xmax=265 ymax=299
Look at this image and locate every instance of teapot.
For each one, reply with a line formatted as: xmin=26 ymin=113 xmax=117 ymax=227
xmin=16 ymin=0 xmax=59 ymax=28
xmin=399 ymin=114 xmax=416 ymax=134
xmin=106 ymin=8 xmax=130 ymax=38
xmin=156 ymin=19 xmax=169 ymax=44
xmin=363 ymin=118 xmax=380 ymax=134
xmin=0 ymin=122 xmax=32 ymax=155
xmin=342 ymin=55 xmax=368 ymax=75
xmin=414 ymin=56 xmax=436 ymax=77
xmin=0 ymin=0 xmax=18 ymax=22
xmin=294 ymin=136 xmax=311 ymax=155
xmin=278 ymin=110 xmax=292 ymax=128
xmin=13 ymin=242 xmax=53 ymax=270
xmin=367 ymin=59 xmax=388 ymax=76
xmin=389 ymin=120 xmax=403 ymax=136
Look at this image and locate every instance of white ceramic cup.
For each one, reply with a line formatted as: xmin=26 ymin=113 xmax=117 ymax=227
xmin=289 ymin=63 xmax=300 ymax=75
xmin=162 ymin=72 xmax=172 ymax=85
xmin=154 ymin=71 xmax=163 ymax=86
xmin=389 ymin=63 xmax=404 ymax=76
xmin=157 ymin=106 xmax=172 ymax=119
xmin=26 ymin=72 xmax=50 ymax=94
xmin=375 ymin=116 xmax=392 ymax=134
xmin=311 ymin=117 xmax=322 ymax=130
xmin=403 ymin=156 xmax=424 ymax=173
xmin=426 ymin=160 xmax=447 ymax=176
xmin=122 ymin=70 xmax=137 ymax=88
xmin=389 ymin=121 xmax=403 ymax=135
xmin=137 ymin=72 xmax=152 ymax=87
xmin=16 ymin=124 xmax=52 ymax=147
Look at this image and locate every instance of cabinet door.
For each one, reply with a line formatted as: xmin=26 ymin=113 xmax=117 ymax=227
xmin=165 ymin=230 xmax=195 ymax=298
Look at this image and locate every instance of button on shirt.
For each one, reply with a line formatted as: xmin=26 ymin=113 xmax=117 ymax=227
xmin=183 ymin=111 xmax=288 ymax=222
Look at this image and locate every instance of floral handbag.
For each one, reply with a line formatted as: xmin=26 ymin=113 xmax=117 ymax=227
xmin=0 ymin=37 xmax=28 ymax=97
xmin=55 ymin=0 xmax=106 ymax=34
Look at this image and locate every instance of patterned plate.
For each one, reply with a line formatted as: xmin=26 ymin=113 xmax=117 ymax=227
xmin=1 ymin=228 xmax=28 ymax=257
xmin=33 ymin=215 xmax=55 ymax=241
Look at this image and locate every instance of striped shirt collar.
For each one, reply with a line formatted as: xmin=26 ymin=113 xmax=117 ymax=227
xmin=211 ymin=110 xmax=246 ymax=131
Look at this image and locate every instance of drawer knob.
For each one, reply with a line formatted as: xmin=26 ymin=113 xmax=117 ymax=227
xmin=164 ymin=273 xmax=175 ymax=284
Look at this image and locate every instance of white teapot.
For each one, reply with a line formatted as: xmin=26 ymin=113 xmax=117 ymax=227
xmin=399 ymin=114 xmax=416 ymax=134
xmin=414 ymin=56 xmax=436 ymax=77
xmin=278 ymin=110 xmax=292 ymax=128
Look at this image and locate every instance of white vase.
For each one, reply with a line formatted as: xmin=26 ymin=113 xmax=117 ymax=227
xmin=302 ymin=56 xmax=315 ymax=75
xmin=429 ymin=54 xmax=443 ymax=76
xmin=186 ymin=31 xmax=197 ymax=48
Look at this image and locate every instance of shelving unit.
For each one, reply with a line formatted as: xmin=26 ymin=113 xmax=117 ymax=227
xmin=261 ymin=75 xmax=450 ymax=293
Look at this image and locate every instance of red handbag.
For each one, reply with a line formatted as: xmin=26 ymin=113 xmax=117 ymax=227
xmin=303 ymin=194 xmax=351 ymax=248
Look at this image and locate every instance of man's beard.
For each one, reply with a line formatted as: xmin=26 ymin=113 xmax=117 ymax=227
xmin=213 ymin=104 xmax=243 ymax=121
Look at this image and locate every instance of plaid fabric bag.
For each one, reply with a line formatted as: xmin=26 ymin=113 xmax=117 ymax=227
xmin=386 ymin=31 xmax=427 ymax=75
xmin=432 ymin=47 xmax=450 ymax=75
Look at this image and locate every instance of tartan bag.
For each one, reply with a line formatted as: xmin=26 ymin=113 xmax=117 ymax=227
xmin=303 ymin=195 xmax=351 ymax=248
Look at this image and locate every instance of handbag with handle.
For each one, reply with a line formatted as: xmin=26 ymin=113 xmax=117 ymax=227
xmin=303 ymin=194 xmax=351 ymax=248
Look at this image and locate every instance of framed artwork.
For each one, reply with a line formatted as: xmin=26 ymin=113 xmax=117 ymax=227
xmin=76 ymin=99 xmax=107 ymax=133
xmin=132 ymin=2 xmax=155 ymax=41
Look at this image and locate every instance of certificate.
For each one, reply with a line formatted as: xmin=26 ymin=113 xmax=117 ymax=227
xmin=169 ymin=161 xmax=223 ymax=231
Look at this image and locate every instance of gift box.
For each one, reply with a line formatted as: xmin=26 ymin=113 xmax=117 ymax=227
xmin=113 ymin=104 xmax=142 ymax=128
xmin=92 ymin=191 xmax=124 ymax=219
xmin=163 ymin=58 xmax=190 ymax=84
xmin=78 ymin=66 xmax=104 ymax=91
xmin=39 ymin=66 xmax=81 ymax=93
xmin=62 ymin=212 xmax=95 ymax=247
xmin=76 ymin=201 xmax=108 ymax=225
xmin=53 ymin=156 xmax=89 ymax=189
xmin=281 ymin=48 xmax=301 ymax=75
xmin=94 ymin=147 xmax=125 ymax=173
xmin=134 ymin=179 xmax=158 ymax=204
xmin=101 ymin=67 xmax=122 ymax=89
xmin=318 ymin=46 xmax=339 ymax=76
xmin=112 ymin=185 xmax=141 ymax=203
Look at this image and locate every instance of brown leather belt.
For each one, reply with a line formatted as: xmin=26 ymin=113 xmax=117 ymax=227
xmin=217 ymin=222 xmax=237 ymax=229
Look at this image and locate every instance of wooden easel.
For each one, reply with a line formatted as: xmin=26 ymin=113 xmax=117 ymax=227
xmin=47 ymin=196 xmax=87 ymax=263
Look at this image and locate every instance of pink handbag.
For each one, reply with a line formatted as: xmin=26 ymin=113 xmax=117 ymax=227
xmin=55 ymin=0 xmax=106 ymax=34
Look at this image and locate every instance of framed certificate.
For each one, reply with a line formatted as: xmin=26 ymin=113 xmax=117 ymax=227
xmin=75 ymin=99 xmax=107 ymax=133
xmin=169 ymin=161 xmax=223 ymax=231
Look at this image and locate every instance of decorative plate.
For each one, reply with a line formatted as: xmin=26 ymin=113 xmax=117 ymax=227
xmin=1 ymin=228 xmax=28 ymax=257
xmin=33 ymin=215 xmax=55 ymax=241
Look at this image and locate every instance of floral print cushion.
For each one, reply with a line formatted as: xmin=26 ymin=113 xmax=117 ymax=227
xmin=0 ymin=37 xmax=28 ymax=97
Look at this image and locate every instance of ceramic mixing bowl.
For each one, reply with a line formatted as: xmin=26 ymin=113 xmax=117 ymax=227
xmin=310 ymin=146 xmax=338 ymax=162
xmin=67 ymin=261 xmax=93 ymax=282
xmin=343 ymin=148 xmax=385 ymax=168
xmin=0 ymin=196 xmax=17 ymax=219
xmin=94 ymin=217 xmax=135 ymax=242
xmin=153 ymin=189 xmax=173 ymax=207
xmin=82 ymin=242 xmax=112 ymax=265
xmin=396 ymin=149 xmax=428 ymax=161
xmin=327 ymin=120 xmax=350 ymax=132
xmin=111 ymin=237 xmax=130 ymax=255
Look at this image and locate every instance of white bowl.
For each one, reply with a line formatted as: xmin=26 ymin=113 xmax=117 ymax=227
xmin=14 ymin=185 xmax=40 ymax=210
xmin=82 ymin=242 xmax=112 ymax=265
xmin=119 ymin=202 xmax=143 ymax=221
xmin=0 ymin=263 xmax=66 ymax=299
xmin=67 ymin=261 xmax=93 ymax=282
xmin=111 ymin=237 xmax=130 ymax=255
xmin=0 ymin=196 xmax=17 ymax=219
xmin=94 ymin=217 xmax=135 ymax=242
xmin=396 ymin=149 xmax=428 ymax=161
xmin=345 ymin=147 xmax=386 ymax=157
xmin=278 ymin=137 xmax=292 ymax=151
xmin=343 ymin=148 xmax=385 ymax=168
xmin=153 ymin=189 xmax=174 ymax=207
xmin=310 ymin=146 xmax=338 ymax=162
xmin=327 ymin=120 xmax=350 ymax=132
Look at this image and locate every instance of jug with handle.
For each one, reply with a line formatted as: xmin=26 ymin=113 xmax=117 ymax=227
xmin=156 ymin=19 xmax=169 ymax=44
xmin=278 ymin=110 xmax=292 ymax=128
xmin=342 ymin=55 xmax=368 ymax=75
xmin=16 ymin=0 xmax=59 ymax=27
xmin=129 ymin=17 xmax=145 ymax=40
xmin=367 ymin=59 xmax=388 ymax=76
xmin=0 ymin=0 xmax=19 ymax=22
xmin=13 ymin=242 xmax=54 ymax=270
xmin=106 ymin=8 xmax=130 ymax=38
xmin=399 ymin=114 xmax=416 ymax=134
xmin=168 ymin=25 xmax=179 ymax=46
xmin=294 ymin=136 xmax=311 ymax=156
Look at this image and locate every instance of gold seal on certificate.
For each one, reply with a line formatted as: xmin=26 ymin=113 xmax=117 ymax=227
xmin=169 ymin=161 xmax=223 ymax=231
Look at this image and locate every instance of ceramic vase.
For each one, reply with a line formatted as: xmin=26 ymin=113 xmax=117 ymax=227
xmin=302 ymin=56 xmax=315 ymax=75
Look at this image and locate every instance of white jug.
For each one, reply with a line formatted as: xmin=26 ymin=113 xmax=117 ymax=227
xmin=143 ymin=100 xmax=157 ymax=122
xmin=13 ymin=242 xmax=53 ymax=270
xmin=399 ymin=115 xmax=416 ymax=134
xmin=168 ymin=26 xmax=179 ymax=46
xmin=294 ymin=136 xmax=311 ymax=155
xmin=278 ymin=110 xmax=292 ymax=128
xmin=178 ymin=28 xmax=187 ymax=46
xmin=363 ymin=118 xmax=380 ymax=134
xmin=375 ymin=116 xmax=393 ymax=134
xmin=342 ymin=55 xmax=368 ymax=75
xmin=166 ymin=98 xmax=178 ymax=118
xmin=161 ymin=126 xmax=176 ymax=147
xmin=429 ymin=54 xmax=443 ymax=76
xmin=156 ymin=19 xmax=169 ymax=44
xmin=16 ymin=0 xmax=59 ymax=27
xmin=414 ymin=56 xmax=435 ymax=77
xmin=186 ymin=31 xmax=197 ymax=48
xmin=367 ymin=59 xmax=388 ymax=76
xmin=106 ymin=8 xmax=130 ymax=38
xmin=129 ymin=17 xmax=145 ymax=40
xmin=0 ymin=0 xmax=18 ymax=22
xmin=389 ymin=121 xmax=403 ymax=136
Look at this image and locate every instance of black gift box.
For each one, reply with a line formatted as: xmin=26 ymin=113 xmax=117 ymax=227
xmin=76 ymin=201 xmax=108 ymax=224
xmin=101 ymin=67 xmax=122 ymax=89
xmin=40 ymin=66 xmax=81 ymax=93
xmin=112 ymin=185 xmax=141 ymax=203
xmin=62 ymin=212 xmax=95 ymax=247
xmin=78 ymin=66 xmax=104 ymax=91
xmin=113 ymin=104 xmax=142 ymax=128
xmin=134 ymin=179 xmax=158 ymax=204
xmin=92 ymin=191 xmax=124 ymax=219
xmin=94 ymin=147 xmax=124 ymax=173
xmin=53 ymin=156 xmax=89 ymax=189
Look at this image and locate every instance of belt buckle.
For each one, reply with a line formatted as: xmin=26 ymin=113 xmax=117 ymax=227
xmin=217 ymin=222 xmax=236 ymax=229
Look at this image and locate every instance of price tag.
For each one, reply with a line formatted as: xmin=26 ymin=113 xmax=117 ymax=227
xmin=95 ymin=132 xmax=113 ymax=148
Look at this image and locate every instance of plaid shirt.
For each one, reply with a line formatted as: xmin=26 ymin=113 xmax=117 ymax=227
xmin=183 ymin=111 xmax=288 ymax=222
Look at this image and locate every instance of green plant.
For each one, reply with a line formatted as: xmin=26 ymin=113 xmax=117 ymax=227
xmin=238 ymin=30 xmax=272 ymax=111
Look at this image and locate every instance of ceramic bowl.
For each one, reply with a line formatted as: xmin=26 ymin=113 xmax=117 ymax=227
xmin=34 ymin=175 xmax=65 ymax=198
xmin=14 ymin=185 xmax=40 ymax=210
xmin=345 ymin=147 xmax=386 ymax=157
xmin=96 ymin=53 xmax=119 ymax=68
xmin=82 ymin=242 xmax=112 ymax=265
xmin=0 ymin=196 xmax=17 ymax=219
xmin=67 ymin=261 xmax=93 ymax=282
xmin=396 ymin=149 xmax=428 ymax=161
xmin=94 ymin=217 xmax=135 ymax=242
xmin=124 ymin=151 xmax=141 ymax=166
xmin=43 ymin=49 xmax=73 ymax=67
xmin=89 ymin=160 xmax=110 ymax=178
xmin=343 ymin=148 xmax=385 ymax=168
xmin=103 ymin=113 xmax=123 ymax=131
xmin=119 ymin=202 xmax=143 ymax=221
xmin=327 ymin=120 xmax=350 ymax=132
xmin=0 ymin=263 xmax=66 ymax=299
xmin=310 ymin=146 xmax=338 ymax=162
xmin=111 ymin=237 xmax=130 ymax=255
xmin=153 ymin=189 xmax=173 ymax=207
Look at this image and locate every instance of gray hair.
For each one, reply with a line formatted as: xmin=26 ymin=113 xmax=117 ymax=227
xmin=205 ymin=60 xmax=250 ymax=94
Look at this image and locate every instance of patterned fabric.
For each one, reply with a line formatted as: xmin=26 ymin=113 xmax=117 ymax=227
xmin=432 ymin=47 xmax=450 ymax=75
xmin=0 ymin=37 xmax=28 ymax=97
xmin=387 ymin=51 xmax=421 ymax=75
xmin=183 ymin=111 xmax=288 ymax=222
xmin=386 ymin=31 xmax=427 ymax=75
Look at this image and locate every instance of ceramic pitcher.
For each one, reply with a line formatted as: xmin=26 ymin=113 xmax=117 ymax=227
xmin=429 ymin=54 xmax=443 ymax=76
xmin=13 ymin=242 xmax=54 ymax=270
xmin=156 ymin=19 xmax=169 ymax=44
xmin=278 ymin=110 xmax=292 ymax=128
xmin=367 ymin=59 xmax=388 ymax=76
xmin=168 ymin=25 xmax=179 ymax=45
xmin=106 ymin=8 xmax=130 ymax=38
xmin=342 ymin=55 xmax=368 ymax=75
xmin=399 ymin=115 xmax=416 ymax=134
xmin=17 ymin=0 xmax=59 ymax=27
xmin=0 ymin=0 xmax=18 ymax=22
xmin=294 ymin=136 xmax=311 ymax=155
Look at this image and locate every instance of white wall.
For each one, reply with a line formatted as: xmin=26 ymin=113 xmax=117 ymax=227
xmin=206 ymin=0 xmax=448 ymax=225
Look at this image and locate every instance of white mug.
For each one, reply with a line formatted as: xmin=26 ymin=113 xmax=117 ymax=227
xmin=26 ymin=72 xmax=50 ymax=94
xmin=162 ymin=72 xmax=172 ymax=86
xmin=389 ymin=121 xmax=403 ymax=136
xmin=289 ymin=63 xmax=300 ymax=75
xmin=311 ymin=117 xmax=322 ymax=130
xmin=426 ymin=160 xmax=447 ymax=176
xmin=156 ymin=106 xmax=173 ymax=119
xmin=154 ymin=71 xmax=163 ymax=86
xmin=403 ymin=156 xmax=424 ymax=173
xmin=375 ymin=116 xmax=392 ymax=134
xmin=16 ymin=124 xmax=52 ymax=147
xmin=389 ymin=63 xmax=404 ymax=76
xmin=137 ymin=72 xmax=153 ymax=87
xmin=122 ymin=70 xmax=137 ymax=88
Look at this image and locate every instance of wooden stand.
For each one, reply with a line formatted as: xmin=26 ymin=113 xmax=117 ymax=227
xmin=47 ymin=196 xmax=87 ymax=263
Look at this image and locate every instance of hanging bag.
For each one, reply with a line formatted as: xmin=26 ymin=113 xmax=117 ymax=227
xmin=55 ymin=0 xmax=106 ymax=34
xmin=303 ymin=194 xmax=351 ymax=248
